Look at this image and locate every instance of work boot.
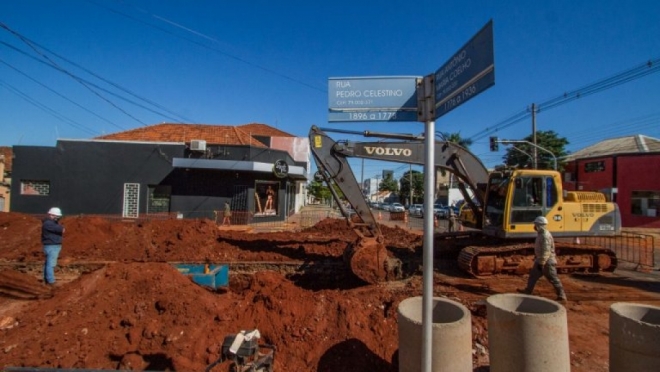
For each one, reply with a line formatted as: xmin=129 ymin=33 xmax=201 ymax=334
xmin=556 ymin=291 xmax=567 ymax=302
xmin=516 ymin=288 xmax=531 ymax=295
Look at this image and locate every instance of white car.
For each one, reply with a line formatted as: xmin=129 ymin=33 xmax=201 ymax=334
xmin=390 ymin=203 xmax=405 ymax=212
xmin=408 ymin=204 xmax=423 ymax=217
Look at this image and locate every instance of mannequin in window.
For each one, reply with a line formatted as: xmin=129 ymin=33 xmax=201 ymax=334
xmin=265 ymin=186 xmax=275 ymax=210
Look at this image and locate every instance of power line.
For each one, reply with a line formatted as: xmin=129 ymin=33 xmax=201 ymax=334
xmin=565 ymin=112 xmax=660 ymax=148
xmin=88 ymin=0 xmax=327 ymax=93
xmin=0 ymin=23 xmax=148 ymax=126
xmin=0 ymin=58 xmax=126 ymax=131
xmin=0 ymin=38 xmax=176 ymax=126
xmin=0 ymin=22 xmax=196 ymax=127
xmin=0 ymin=79 xmax=101 ymax=136
xmin=468 ymin=58 xmax=660 ymax=142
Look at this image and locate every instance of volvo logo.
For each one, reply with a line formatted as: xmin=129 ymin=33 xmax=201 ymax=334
xmin=364 ymin=147 xmax=412 ymax=157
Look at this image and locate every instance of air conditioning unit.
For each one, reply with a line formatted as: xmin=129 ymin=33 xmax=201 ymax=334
xmin=190 ymin=140 xmax=207 ymax=151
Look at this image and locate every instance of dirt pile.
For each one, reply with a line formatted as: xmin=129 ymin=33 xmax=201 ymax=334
xmin=0 ymin=261 xmax=461 ymax=371
xmin=0 ymin=211 xmax=658 ymax=371
xmin=0 ymin=213 xmax=359 ymax=263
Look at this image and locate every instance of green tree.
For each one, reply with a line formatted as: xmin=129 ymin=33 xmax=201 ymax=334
xmin=503 ymin=130 xmax=569 ymax=171
xmin=379 ymin=173 xmax=399 ymax=193
xmin=399 ymin=170 xmax=424 ymax=204
xmin=438 ymin=131 xmax=473 ymax=148
xmin=307 ymin=179 xmax=347 ymax=206
xmin=307 ymin=180 xmax=332 ymax=204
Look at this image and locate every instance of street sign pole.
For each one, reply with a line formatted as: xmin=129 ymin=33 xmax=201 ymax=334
xmin=417 ymin=21 xmax=494 ymax=372
xmin=325 ymin=20 xmax=496 ymax=372
xmin=417 ymin=74 xmax=435 ymax=372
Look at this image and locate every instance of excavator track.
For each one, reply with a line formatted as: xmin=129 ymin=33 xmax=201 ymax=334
xmin=457 ymin=242 xmax=618 ymax=276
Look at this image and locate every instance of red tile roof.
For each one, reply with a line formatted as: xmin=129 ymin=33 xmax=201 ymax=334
xmin=94 ymin=123 xmax=294 ymax=148
xmin=0 ymin=147 xmax=11 ymax=173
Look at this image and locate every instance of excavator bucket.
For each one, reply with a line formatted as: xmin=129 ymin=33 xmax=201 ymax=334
xmin=345 ymin=238 xmax=402 ymax=284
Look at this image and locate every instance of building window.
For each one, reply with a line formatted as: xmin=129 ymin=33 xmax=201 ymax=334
xmin=21 ymin=180 xmax=50 ymax=195
xmin=147 ymin=185 xmax=171 ymax=214
xmin=631 ymin=191 xmax=660 ymax=217
xmin=584 ymin=161 xmax=605 ymax=173
xmin=510 ymin=176 xmax=547 ymax=224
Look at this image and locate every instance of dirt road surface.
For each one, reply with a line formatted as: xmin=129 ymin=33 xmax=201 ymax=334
xmin=0 ymin=211 xmax=659 ymax=371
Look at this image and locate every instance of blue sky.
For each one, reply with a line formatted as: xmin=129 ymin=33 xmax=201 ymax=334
xmin=1 ymin=0 xmax=659 ymax=180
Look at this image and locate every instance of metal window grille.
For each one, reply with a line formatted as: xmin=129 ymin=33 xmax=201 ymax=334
xmin=123 ymin=183 xmax=140 ymax=218
xmin=20 ymin=180 xmax=50 ymax=195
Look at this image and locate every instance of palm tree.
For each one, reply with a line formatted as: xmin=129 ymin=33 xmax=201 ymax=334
xmin=436 ymin=131 xmax=473 ymax=149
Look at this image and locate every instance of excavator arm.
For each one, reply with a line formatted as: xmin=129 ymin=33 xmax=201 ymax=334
xmin=309 ymin=125 xmax=490 ymax=283
xmin=310 ymin=126 xmax=490 ymax=228
xmin=310 ymin=127 xmax=382 ymax=240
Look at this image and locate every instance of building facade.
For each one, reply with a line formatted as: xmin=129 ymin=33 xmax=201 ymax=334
xmin=362 ymin=178 xmax=379 ymax=200
xmin=10 ymin=123 xmax=309 ymax=222
xmin=0 ymin=147 xmax=11 ymax=212
xmin=563 ymin=135 xmax=660 ymax=228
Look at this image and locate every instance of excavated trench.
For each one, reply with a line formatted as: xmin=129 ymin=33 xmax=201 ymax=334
xmin=1 ymin=212 xmax=658 ymax=372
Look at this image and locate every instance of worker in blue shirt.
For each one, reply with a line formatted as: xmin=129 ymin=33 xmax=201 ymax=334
xmin=42 ymin=207 xmax=65 ymax=285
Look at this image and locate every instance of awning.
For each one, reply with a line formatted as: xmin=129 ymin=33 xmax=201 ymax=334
xmin=172 ymin=158 xmax=307 ymax=180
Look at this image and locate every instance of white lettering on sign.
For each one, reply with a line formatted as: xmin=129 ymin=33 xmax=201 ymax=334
xmin=442 ymin=83 xmax=478 ymax=112
xmin=348 ymin=112 xmax=398 ymax=121
xmin=436 ymin=50 xmax=467 ymax=79
xmin=436 ymin=57 xmax=472 ymax=91
xmin=364 ymin=147 xmax=412 ymax=157
xmin=336 ymin=89 xmax=404 ymax=99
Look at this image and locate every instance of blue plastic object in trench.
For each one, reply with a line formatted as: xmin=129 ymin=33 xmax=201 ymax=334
xmin=173 ymin=264 xmax=229 ymax=289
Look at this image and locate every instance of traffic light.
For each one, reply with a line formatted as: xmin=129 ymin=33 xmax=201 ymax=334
xmin=489 ymin=136 xmax=499 ymax=152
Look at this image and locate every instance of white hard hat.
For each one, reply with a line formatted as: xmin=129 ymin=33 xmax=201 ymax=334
xmin=534 ymin=216 xmax=548 ymax=225
xmin=48 ymin=207 xmax=63 ymax=217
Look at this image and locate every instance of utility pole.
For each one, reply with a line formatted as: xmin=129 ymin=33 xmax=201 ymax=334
xmin=531 ymin=103 xmax=538 ymax=169
xmin=360 ymin=158 xmax=364 ymax=198
xmin=409 ymin=163 xmax=413 ymax=206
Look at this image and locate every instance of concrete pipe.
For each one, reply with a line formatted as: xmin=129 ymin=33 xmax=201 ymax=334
xmin=397 ymin=296 xmax=472 ymax=372
xmin=610 ymin=302 xmax=660 ymax=372
xmin=486 ymin=293 xmax=569 ymax=372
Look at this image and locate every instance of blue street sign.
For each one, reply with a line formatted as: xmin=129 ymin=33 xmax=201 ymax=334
xmin=328 ymin=76 xmax=419 ymax=122
xmin=434 ymin=20 xmax=495 ymax=119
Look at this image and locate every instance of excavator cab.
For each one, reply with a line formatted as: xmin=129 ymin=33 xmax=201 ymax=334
xmin=483 ymin=170 xmax=562 ymax=238
xmin=482 ymin=168 xmax=620 ymax=239
xmin=481 ymin=170 xmax=542 ymax=238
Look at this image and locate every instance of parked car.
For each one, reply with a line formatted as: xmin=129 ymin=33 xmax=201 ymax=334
xmin=408 ymin=204 xmax=423 ymax=217
xmin=390 ymin=203 xmax=405 ymax=212
xmin=382 ymin=203 xmax=392 ymax=212
xmin=436 ymin=205 xmax=460 ymax=219
xmin=434 ymin=204 xmax=448 ymax=219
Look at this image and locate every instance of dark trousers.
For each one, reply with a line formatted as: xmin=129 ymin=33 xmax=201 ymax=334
xmin=523 ymin=262 xmax=565 ymax=297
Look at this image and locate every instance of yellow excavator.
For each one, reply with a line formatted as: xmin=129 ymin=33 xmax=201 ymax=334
xmin=309 ymin=126 xmax=619 ymax=283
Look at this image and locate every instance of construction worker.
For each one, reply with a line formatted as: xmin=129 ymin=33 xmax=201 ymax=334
xmin=42 ymin=207 xmax=65 ymax=285
xmin=222 ymin=201 xmax=232 ymax=226
xmin=518 ymin=216 xmax=567 ymax=302
xmin=448 ymin=208 xmax=457 ymax=232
